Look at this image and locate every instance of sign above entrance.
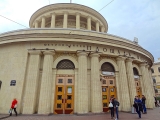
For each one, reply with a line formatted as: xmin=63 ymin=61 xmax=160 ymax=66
xmin=102 ymin=71 xmax=115 ymax=76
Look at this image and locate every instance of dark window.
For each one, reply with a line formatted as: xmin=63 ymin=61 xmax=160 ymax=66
xmin=103 ymin=95 xmax=107 ymax=99
xmin=68 ymin=79 xmax=72 ymax=83
xmin=58 ymin=79 xmax=63 ymax=83
xmin=110 ymin=80 xmax=113 ymax=84
xmin=155 ymin=89 xmax=158 ymax=93
xmin=67 ymin=95 xmax=72 ymax=100
xmin=10 ymin=80 xmax=16 ymax=86
xmin=158 ymin=67 xmax=160 ymax=72
xmin=103 ymin=80 xmax=106 ymax=84
xmin=57 ymin=95 xmax=62 ymax=100
xmin=151 ymin=68 xmax=154 ymax=73
xmin=103 ymin=103 xmax=107 ymax=107
xmin=133 ymin=67 xmax=139 ymax=75
xmin=153 ymin=78 xmax=156 ymax=83
xmin=67 ymin=103 xmax=71 ymax=108
xmin=0 ymin=81 xmax=2 ymax=90
xmin=101 ymin=62 xmax=115 ymax=72
xmin=58 ymin=87 xmax=62 ymax=92
xmin=56 ymin=59 xmax=75 ymax=69
xmin=102 ymin=88 xmax=106 ymax=92
xmin=57 ymin=104 xmax=61 ymax=108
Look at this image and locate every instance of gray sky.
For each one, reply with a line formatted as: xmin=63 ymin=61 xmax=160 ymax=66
xmin=0 ymin=0 xmax=159 ymax=61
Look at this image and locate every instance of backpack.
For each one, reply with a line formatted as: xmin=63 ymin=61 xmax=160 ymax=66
xmin=115 ymin=101 xmax=120 ymax=106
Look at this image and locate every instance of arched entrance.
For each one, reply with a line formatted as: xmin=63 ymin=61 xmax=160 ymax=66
xmin=54 ymin=59 xmax=75 ymax=114
xmin=133 ymin=67 xmax=142 ymax=97
xmin=100 ymin=62 xmax=116 ymax=112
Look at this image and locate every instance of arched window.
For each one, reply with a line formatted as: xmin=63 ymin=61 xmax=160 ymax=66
xmin=56 ymin=59 xmax=75 ymax=69
xmin=101 ymin=62 xmax=115 ymax=72
xmin=0 ymin=81 xmax=2 ymax=90
xmin=133 ymin=67 xmax=139 ymax=75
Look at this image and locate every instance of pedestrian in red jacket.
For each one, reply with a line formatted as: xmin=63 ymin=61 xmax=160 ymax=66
xmin=10 ymin=98 xmax=18 ymax=116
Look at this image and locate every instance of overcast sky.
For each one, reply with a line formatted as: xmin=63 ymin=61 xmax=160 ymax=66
xmin=0 ymin=0 xmax=159 ymax=61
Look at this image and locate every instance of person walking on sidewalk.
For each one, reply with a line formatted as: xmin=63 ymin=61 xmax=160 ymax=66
xmin=142 ymin=95 xmax=147 ymax=114
xmin=114 ymin=98 xmax=120 ymax=120
xmin=109 ymin=97 xmax=115 ymax=119
xmin=133 ymin=96 xmax=143 ymax=118
xmin=10 ymin=98 xmax=18 ymax=116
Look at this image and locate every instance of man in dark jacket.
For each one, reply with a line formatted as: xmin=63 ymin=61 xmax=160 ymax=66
xmin=134 ymin=96 xmax=143 ymax=118
xmin=142 ymin=95 xmax=147 ymax=114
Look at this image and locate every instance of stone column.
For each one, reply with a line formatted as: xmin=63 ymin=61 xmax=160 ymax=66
xmin=41 ymin=16 xmax=46 ymax=28
xmin=116 ymin=57 xmax=131 ymax=111
xmin=77 ymin=52 xmax=88 ymax=114
xmin=145 ymin=65 xmax=154 ymax=108
xmin=38 ymin=51 xmax=55 ymax=114
xmin=140 ymin=63 xmax=153 ymax=108
xmin=96 ymin=21 xmax=99 ymax=32
xmin=35 ymin=20 xmax=38 ymax=28
xmin=125 ymin=58 xmax=137 ymax=105
xmin=90 ymin=53 xmax=102 ymax=113
xmin=51 ymin=13 xmax=56 ymax=28
xmin=101 ymin=26 xmax=105 ymax=32
xmin=23 ymin=51 xmax=41 ymax=114
xmin=87 ymin=16 xmax=91 ymax=30
xmin=63 ymin=12 xmax=68 ymax=28
xmin=115 ymin=72 xmax=122 ymax=111
xmin=76 ymin=13 xmax=80 ymax=29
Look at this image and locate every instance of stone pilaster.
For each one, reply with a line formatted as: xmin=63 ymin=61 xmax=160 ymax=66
xmin=90 ymin=53 xmax=102 ymax=113
xmin=38 ymin=51 xmax=55 ymax=114
xmin=63 ymin=12 xmax=68 ymax=28
xmin=116 ymin=57 xmax=131 ymax=111
xmin=23 ymin=51 xmax=41 ymax=114
xmin=35 ymin=20 xmax=38 ymax=28
xmin=96 ymin=21 xmax=99 ymax=32
xmin=51 ymin=13 xmax=56 ymax=28
xmin=76 ymin=13 xmax=80 ymax=29
xmin=74 ymin=68 xmax=78 ymax=113
xmin=125 ymin=58 xmax=137 ymax=105
xmin=41 ymin=16 xmax=46 ymax=28
xmin=87 ymin=16 xmax=91 ymax=30
xmin=77 ymin=52 xmax=88 ymax=114
xmin=115 ymin=72 xmax=122 ymax=111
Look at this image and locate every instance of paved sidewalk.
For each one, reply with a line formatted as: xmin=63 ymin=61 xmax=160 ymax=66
xmin=0 ymin=107 xmax=160 ymax=120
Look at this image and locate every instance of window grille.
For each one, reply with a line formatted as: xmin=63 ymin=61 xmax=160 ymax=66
xmin=56 ymin=59 xmax=75 ymax=69
xmin=101 ymin=62 xmax=115 ymax=72
xmin=151 ymin=68 xmax=154 ymax=73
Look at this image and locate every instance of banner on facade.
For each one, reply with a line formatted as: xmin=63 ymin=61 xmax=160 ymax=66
xmin=102 ymin=71 xmax=115 ymax=76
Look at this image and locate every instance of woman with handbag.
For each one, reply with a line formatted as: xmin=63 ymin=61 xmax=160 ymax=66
xmin=109 ymin=97 xmax=115 ymax=119
xmin=10 ymin=98 xmax=18 ymax=116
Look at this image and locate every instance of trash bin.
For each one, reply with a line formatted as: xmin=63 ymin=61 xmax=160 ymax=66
xmin=131 ymin=107 xmax=137 ymax=114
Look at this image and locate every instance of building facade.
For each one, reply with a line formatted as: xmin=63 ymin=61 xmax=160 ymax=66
xmin=151 ymin=58 xmax=160 ymax=96
xmin=0 ymin=3 xmax=155 ymax=114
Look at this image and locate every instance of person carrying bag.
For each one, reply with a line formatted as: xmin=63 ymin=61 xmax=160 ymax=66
xmin=109 ymin=97 xmax=115 ymax=119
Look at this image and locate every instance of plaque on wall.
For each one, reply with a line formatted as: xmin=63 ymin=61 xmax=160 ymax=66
xmin=10 ymin=80 xmax=16 ymax=86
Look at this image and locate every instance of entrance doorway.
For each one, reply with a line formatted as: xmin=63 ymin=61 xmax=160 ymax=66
xmin=101 ymin=76 xmax=117 ymax=112
xmin=54 ymin=75 xmax=74 ymax=114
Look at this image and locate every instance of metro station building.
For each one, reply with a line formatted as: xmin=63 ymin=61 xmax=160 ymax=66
xmin=0 ymin=3 xmax=155 ymax=114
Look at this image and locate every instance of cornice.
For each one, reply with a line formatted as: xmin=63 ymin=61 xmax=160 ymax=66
xmin=0 ymin=29 xmax=153 ymax=63
xmin=29 ymin=3 xmax=108 ymax=32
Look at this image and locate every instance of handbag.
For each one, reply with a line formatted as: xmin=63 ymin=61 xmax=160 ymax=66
xmin=108 ymin=102 xmax=113 ymax=107
xmin=8 ymin=109 xmax=12 ymax=114
xmin=14 ymin=104 xmax=17 ymax=108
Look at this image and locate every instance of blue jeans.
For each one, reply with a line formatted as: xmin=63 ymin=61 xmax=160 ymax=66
xmin=115 ymin=107 xmax=119 ymax=119
xmin=142 ymin=104 xmax=146 ymax=113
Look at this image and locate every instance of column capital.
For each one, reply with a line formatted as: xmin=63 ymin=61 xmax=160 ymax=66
xmin=41 ymin=16 xmax=46 ymax=19
xmin=116 ymin=56 xmax=126 ymax=61
xmin=76 ymin=12 xmax=81 ymax=16
xmin=77 ymin=51 xmax=88 ymax=56
xmin=90 ymin=53 xmax=100 ymax=57
xmin=35 ymin=20 xmax=39 ymax=23
xmin=28 ymin=50 xmax=42 ymax=55
xmin=126 ymin=58 xmax=133 ymax=62
xmin=43 ymin=51 xmax=55 ymax=55
xmin=96 ymin=20 xmax=100 ymax=24
xmin=63 ymin=11 xmax=69 ymax=14
xmin=50 ymin=12 xmax=56 ymax=16
xmin=87 ymin=16 xmax=91 ymax=19
xmin=139 ymin=62 xmax=147 ymax=67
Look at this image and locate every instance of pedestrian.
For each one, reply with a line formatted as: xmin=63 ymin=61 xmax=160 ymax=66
xmin=109 ymin=97 xmax=115 ymax=119
xmin=10 ymin=98 xmax=18 ymax=116
xmin=141 ymin=95 xmax=147 ymax=114
xmin=133 ymin=96 xmax=143 ymax=118
xmin=114 ymin=98 xmax=120 ymax=120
